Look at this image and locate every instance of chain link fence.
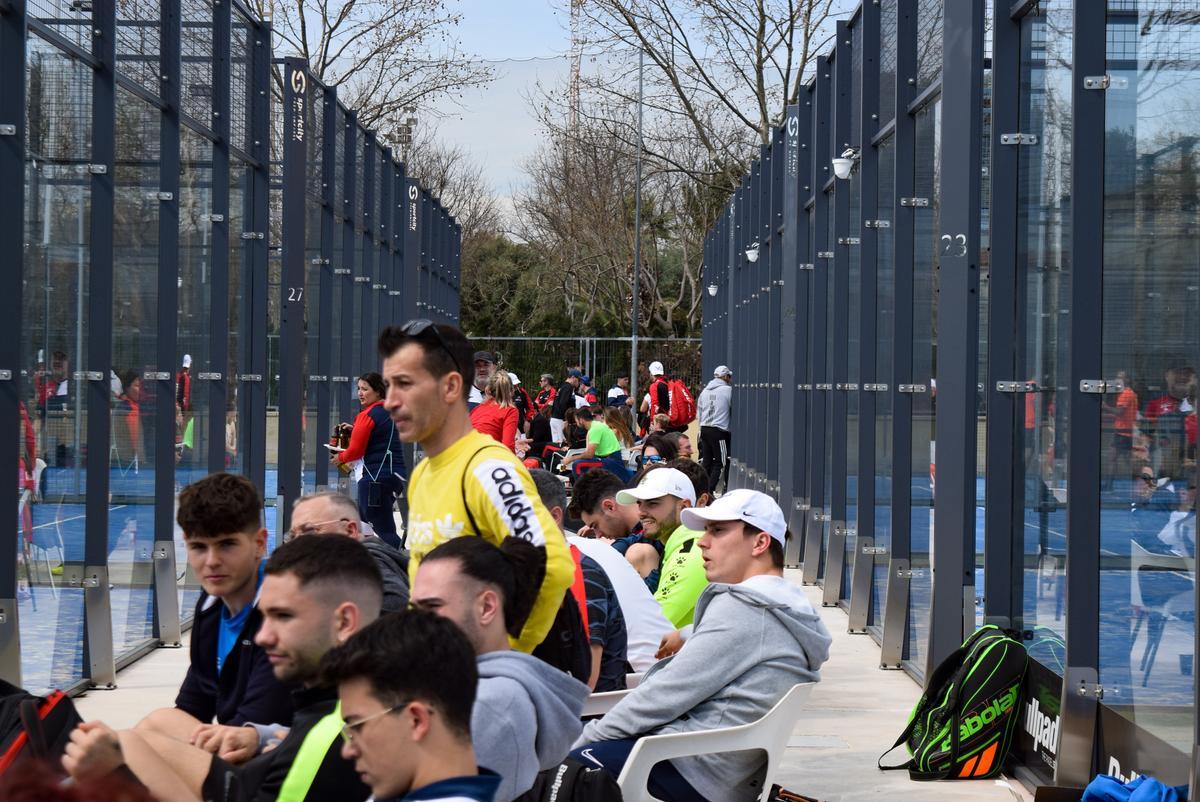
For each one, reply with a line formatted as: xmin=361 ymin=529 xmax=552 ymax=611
xmin=469 ymin=337 xmax=704 ymax=396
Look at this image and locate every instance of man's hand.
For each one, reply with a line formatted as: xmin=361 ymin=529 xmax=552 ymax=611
xmin=655 ymin=629 xmax=684 ymax=659
xmin=62 ymin=721 xmax=124 ymax=781
xmin=191 ymin=723 xmax=259 ymax=764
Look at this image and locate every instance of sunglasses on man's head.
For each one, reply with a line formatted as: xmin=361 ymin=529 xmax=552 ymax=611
xmin=399 ymin=319 xmax=465 ymax=379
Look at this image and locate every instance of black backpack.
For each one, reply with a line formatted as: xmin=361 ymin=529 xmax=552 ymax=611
xmin=0 ymin=679 xmax=82 ymax=775
xmin=879 ymin=625 xmax=1028 ymax=780
xmin=517 ymin=757 xmax=623 ymax=802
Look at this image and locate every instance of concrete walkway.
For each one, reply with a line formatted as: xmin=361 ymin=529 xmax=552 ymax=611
xmin=75 ymin=570 xmax=1035 ymax=801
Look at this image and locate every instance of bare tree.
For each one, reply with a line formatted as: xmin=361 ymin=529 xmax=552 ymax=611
xmin=247 ymin=0 xmax=494 ymax=141
xmin=403 ymin=125 xmax=503 ymax=246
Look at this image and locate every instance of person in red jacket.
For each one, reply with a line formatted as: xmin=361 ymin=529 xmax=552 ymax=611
xmin=333 ymin=372 xmax=406 ymax=548
xmin=470 ymin=371 xmax=520 ymax=452
xmin=535 ymin=373 xmax=557 ymax=411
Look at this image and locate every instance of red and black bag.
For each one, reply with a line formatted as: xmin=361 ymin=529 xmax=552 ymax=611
xmin=0 ymin=679 xmax=82 ymax=776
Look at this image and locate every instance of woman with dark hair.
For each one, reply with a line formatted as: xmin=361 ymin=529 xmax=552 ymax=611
xmin=332 ymin=371 xmax=406 ymax=548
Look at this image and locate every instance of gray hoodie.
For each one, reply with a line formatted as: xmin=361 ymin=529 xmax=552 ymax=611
xmin=360 ymin=536 xmax=409 ymax=613
xmin=474 ymin=650 xmax=590 ymax=802
xmin=697 ymin=377 xmax=732 ymax=430
xmin=574 ymin=575 xmax=832 ymax=802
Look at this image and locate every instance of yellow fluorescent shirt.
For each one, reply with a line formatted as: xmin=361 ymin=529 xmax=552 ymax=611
xmin=406 ymin=430 xmax=573 ymax=652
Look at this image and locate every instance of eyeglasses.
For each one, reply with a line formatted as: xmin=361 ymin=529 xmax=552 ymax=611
xmin=400 ymin=319 xmax=466 ymax=380
xmin=340 ymin=703 xmax=407 ymax=743
xmin=283 ymin=517 xmax=351 ymax=543
xmin=1140 ymin=474 xmax=1156 ymax=485
xmin=638 ymin=454 xmax=665 ymax=465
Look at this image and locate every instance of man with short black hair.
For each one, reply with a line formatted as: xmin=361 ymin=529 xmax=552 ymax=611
xmin=378 ymin=322 xmax=573 ymax=654
xmin=572 ymin=490 xmax=832 ymax=802
xmin=64 ymin=536 xmax=383 ymax=802
xmin=323 ymin=610 xmax=500 ymax=802
xmin=569 ymin=469 xmax=661 ymax=590
xmin=136 ymin=473 xmax=292 ymax=743
xmin=607 ymin=374 xmax=632 ymax=408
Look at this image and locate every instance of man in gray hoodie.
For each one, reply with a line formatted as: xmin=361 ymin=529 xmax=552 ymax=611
xmin=697 ymin=365 xmax=733 ymax=494
xmin=572 ymin=489 xmax=832 ymax=802
xmin=412 ymin=535 xmax=590 ymax=802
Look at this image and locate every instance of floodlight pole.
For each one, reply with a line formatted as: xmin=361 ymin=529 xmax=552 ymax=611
xmin=630 ymin=48 xmax=644 ymax=422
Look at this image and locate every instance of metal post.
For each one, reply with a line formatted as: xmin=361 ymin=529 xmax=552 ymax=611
xmin=1056 ymin=2 xmax=1106 ymax=787
xmin=0 ymin=0 xmax=27 ymax=684
xmin=849 ymin=3 xmax=881 ymax=633
xmin=244 ymin=15 xmax=270 ymax=497
xmin=277 ymin=60 xmax=309 ymax=537
xmin=779 ymin=104 xmax=801 ymax=520
xmin=152 ymin=0 xmax=183 ymax=647
xmin=928 ymin=0 xmax=984 ymax=673
xmin=314 ymin=89 xmax=336 ymax=490
xmin=338 ymin=107 xmax=356 ymax=433
xmin=630 ymin=48 xmax=643 ymax=420
xmin=360 ymin=133 xmax=376 ymax=371
xmin=785 ymin=93 xmax=813 ymax=566
xmin=84 ymin=0 xmax=118 ymax=688
xmin=880 ymin=0 xmax=918 ymax=670
xmin=207 ymin=0 xmax=231 ymax=473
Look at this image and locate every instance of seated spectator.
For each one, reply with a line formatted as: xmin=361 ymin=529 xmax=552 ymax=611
xmin=636 ymin=432 xmax=677 ymax=468
xmin=136 ymin=473 xmax=293 ymax=742
xmin=286 ymin=490 xmax=409 ymax=612
xmin=569 ymin=469 xmax=663 ymax=591
xmin=616 ymin=468 xmax=708 ymax=627
xmin=561 ymin=407 xmax=632 ymax=482
xmin=524 ymin=406 xmax=554 ymax=465
xmin=470 ymin=371 xmax=520 ymax=452
xmin=412 ymin=537 xmax=589 ymax=802
xmin=530 ymin=469 xmax=630 ymax=691
xmin=666 ymin=458 xmax=713 ymax=508
xmin=64 ymin=536 xmax=382 ymax=802
xmin=564 ymin=408 xmax=587 ymax=450
xmin=572 ymin=490 xmax=832 ymax=802
xmin=322 ymin=610 xmax=502 ymax=802
xmin=665 ymin=431 xmax=694 ymax=461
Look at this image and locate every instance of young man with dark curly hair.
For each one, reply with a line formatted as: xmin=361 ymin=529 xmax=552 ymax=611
xmin=135 ymin=473 xmax=293 ymax=744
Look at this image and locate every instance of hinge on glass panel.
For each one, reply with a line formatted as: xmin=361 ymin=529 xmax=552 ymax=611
xmin=239 ymin=374 xmax=263 ymax=382
xmin=74 ymin=371 xmax=104 ymax=381
xmin=1080 ymin=378 xmax=1125 ymax=394
xmin=388 ymin=290 xmax=402 ymax=296
xmin=333 ymin=268 xmax=351 ymax=276
xmin=196 ymin=372 xmax=222 ymax=380
xmin=896 ymin=567 xmax=914 ymax=578
xmin=143 ymin=371 xmax=170 ymax=381
xmin=307 ymin=375 xmax=328 ymax=382
xmin=1000 ymin=133 xmax=1038 ymax=145
xmin=1083 ymin=75 xmax=1110 ymax=90
xmin=815 ymin=383 xmax=833 ymax=391
xmin=798 ymin=383 xmax=812 ymax=390
xmin=354 ymin=276 xmax=370 ymax=283
xmin=797 ymin=263 xmax=814 ymax=271
xmin=1076 ymin=680 xmax=1106 ymax=700
xmin=0 ymin=370 xmax=10 ymax=381
xmin=898 ymin=384 xmax=927 ymax=394
xmin=0 ymin=124 xmax=15 ymax=136
xmin=996 ymin=381 xmax=1037 ymax=393
xmin=835 ymin=527 xmax=857 ymax=538
xmin=864 ymin=219 xmax=890 ymax=229
xmin=796 ymin=502 xmax=811 ymax=511
xmin=87 ymin=163 xmax=107 ymax=174
xmin=372 ymin=283 xmax=385 ymax=290
xmin=862 ymin=545 xmax=888 ymax=555
xmin=241 ymin=231 xmax=264 ymax=240
xmin=331 ymin=376 xmax=351 ymax=383
xmin=150 ymin=191 xmax=173 ymax=201
xmin=838 ymin=237 xmax=861 ymax=246
xmin=310 ymin=258 xmax=329 ymax=265
xmin=813 ymin=512 xmax=831 ymax=523
xmin=817 ymin=251 xmax=834 ymax=259
xmin=864 ymin=383 xmax=889 ymax=392
xmin=209 ymin=213 xmax=225 ymax=223
xmin=900 ymin=197 xmax=929 ymax=207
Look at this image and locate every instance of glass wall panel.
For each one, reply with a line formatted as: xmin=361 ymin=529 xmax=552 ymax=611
xmin=870 ymin=136 xmax=896 ymax=632
xmin=110 ymin=86 xmax=160 ymax=657
xmin=20 ymin=43 xmax=91 ymax=693
xmin=908 ymin=99 xmax=940 ymax=674
xmin=916 ymin=0 xmax=943 ymax=94
xmin=176 ymin=126 xmax=214 ymax=614
xmin=821 ymin=189 xmax=836 ymax=581
xmin=1097 ymin=0 xmax=1200 ymax=753
xmin=303 ymin=89 xmax=324 ymax=494
xmin=879 ymin=0 xmax=897 ymax=127
xmin=181 ymin=0 xmax=213 ymax=126
xmin=227 ymin=159 xmax=250 ymax=476
xmin=843 ymin=160 xmax=862 ymax=603
xmin=1017 ymin=2 xmax=1072 ymax=673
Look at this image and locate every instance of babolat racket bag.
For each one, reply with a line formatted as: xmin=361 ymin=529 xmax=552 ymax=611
xmin=878 ymin=624 xmax=1028 ymax=780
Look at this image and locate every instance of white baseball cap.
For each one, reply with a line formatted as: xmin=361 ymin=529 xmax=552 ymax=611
xmin=648 ymin=360 xmax=664 ymax=376
xmin=714 ymin=365 xmax=732 ymax=378
xmin=615 ymin=467 xmax=696 ymax=506
xmin=182 ymin=354 xmax=192 ymax=368
xmin=681 ymin=489 xmax=787 ymax=545
xmin=508 ymin=371 xmax=521 ymax=385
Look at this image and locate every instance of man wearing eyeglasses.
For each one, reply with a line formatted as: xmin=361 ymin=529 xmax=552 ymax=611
xmin=285 ymin=490 xmax=410 ymax=614
xmin=378 ymin=322 xmax=574 ymax=655
xmin=63 ymin=535 xmax=380 ymax=802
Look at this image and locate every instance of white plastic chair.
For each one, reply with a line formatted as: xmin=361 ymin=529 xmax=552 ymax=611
xmin=616 ymin=682 xmax=815 ymax=802
xmin=581 ymin=673 xmax=645 ymax=717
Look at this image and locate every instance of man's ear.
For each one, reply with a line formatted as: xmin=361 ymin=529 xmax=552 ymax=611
xmin=477 ymin=588 xmax=502 ymax=629
xmin=255 ymin=528 xmax=268 ymax=558
xmin=602 ymin=498 xmax=617 ymax=513
xmin=752 ymin=532 xmax=773 ymax=559
xmin=333 ymin=601 xmax=361 ymax=644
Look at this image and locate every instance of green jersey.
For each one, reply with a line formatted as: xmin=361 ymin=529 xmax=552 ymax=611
xmin=586 ymin=421 xmax=623 ymax=458
xmin=654 ymin=524 xmax=708 ymax=627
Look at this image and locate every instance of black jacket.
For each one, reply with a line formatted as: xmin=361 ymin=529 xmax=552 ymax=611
xmin=175 ymin=592 xmax=294 ymax=727
xmin=361 ymin=536 xmax=410 ymax=613
xmin=550 ymin=382 xmax=575 ymax=419
xmin=238 ymin=685 xmax=371 ymax=802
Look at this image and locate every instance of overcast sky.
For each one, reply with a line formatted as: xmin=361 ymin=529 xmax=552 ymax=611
xmin=426 ymin=0 xmax=572 ymax=207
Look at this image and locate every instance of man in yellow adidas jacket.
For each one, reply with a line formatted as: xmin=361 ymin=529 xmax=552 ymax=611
xmin=379 ymin=321 xmax=573 ymax=653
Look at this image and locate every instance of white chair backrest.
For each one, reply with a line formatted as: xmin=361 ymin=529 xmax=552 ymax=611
xmin=1130 ymin=541 xmax=1191 ymax=609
